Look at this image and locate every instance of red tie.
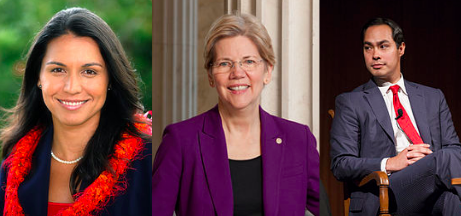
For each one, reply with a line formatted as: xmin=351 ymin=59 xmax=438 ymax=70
xmin=389 ymin=85 xmax=423 ymax=144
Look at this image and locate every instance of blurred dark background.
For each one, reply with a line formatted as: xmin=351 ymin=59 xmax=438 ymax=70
xmin=320 ymin=0 xmax=461 ymax=215
xmin=0 ymin=0 xmax=152 ymax=125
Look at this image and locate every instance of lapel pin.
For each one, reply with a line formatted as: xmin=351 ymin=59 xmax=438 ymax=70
xmin=276 ymin=138 xmax=282 ymax=144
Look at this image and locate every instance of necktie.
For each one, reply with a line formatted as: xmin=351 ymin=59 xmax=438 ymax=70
xmin=389 ymin=85 xmax=423 ymax=144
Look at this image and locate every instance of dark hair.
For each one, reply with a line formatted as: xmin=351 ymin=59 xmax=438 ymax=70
xmin=0 ymin=7 xmax=150 ymax=195
xmin=361 ymin=17 xmax=405 ymax=48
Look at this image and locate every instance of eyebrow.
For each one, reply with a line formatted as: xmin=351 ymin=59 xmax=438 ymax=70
xmin=45 ymin=61 xmax=66 ymax=66
xmin=216 ymin=55 xmax=258 ymax=61
xmin=45 ymin=61 xmax=104 ymax=68
xmin=363 ymin=40 xmax=390 ymax=46
xmin=82 ymin=62 xmax=104 ymax=68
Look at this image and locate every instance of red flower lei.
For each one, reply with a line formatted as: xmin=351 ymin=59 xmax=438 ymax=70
xmin=3 ymin=116 xmax=151 ymax=216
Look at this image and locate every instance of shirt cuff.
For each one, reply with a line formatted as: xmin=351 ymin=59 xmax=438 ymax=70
xmin=380 ymin=157 xmax=390 ymax=174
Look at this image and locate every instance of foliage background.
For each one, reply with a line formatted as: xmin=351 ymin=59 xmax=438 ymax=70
xmin=0 ymin=0 xmax=152 ymax=127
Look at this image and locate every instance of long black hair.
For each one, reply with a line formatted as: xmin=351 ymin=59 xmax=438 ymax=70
xmin=0 ymin=7 xmax=150 ymax=195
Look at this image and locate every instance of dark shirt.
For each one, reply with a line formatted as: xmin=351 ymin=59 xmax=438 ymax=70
xmin=229 ymin=156 xmax=264 ymax=216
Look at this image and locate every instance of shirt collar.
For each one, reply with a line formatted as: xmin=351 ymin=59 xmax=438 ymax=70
xmin=376 ymin=74 xmax=408 ymax=96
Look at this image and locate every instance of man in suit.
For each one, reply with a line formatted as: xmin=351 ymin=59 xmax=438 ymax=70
xmin=330 ymin=17 xmax=461 ymax=215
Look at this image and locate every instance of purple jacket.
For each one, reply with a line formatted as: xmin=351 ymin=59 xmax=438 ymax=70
xmin=152 ymin=106 xmax=319 ymax=216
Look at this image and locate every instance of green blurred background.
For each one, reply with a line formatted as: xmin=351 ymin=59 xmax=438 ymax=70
xmin=0 ymin=0 xmax=152 ymax=126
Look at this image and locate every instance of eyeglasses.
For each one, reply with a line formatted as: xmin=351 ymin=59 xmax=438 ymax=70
xmin=210 ymin=59 xmax=264 ymax=74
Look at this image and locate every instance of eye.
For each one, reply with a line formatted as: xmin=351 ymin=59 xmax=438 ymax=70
xmin=380 ymin=44 xmax=389 ymax=49
xmin=243 ymin=59 xmax=257 ymax=65
xmin=218 ymin=61 xmax=232 ymax=67
xmin=82 ymin=69 xmax=97 ymax=75
xmin=51 ymin=68 xmax=65 ymax=73
xmin=363 ymin=46 xmax=371 ymax=51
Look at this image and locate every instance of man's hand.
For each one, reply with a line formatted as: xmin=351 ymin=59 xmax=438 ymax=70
xmin=407 ymin=144 xmax=432 ymax=164
xmin=386 ymin=148 xmax=409 ymax=172
xmin=386 ymin=144 xmax=432 ymax=172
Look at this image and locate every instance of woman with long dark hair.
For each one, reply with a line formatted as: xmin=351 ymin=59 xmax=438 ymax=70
xmin=0 ymin=7 xmax=151 ymax=216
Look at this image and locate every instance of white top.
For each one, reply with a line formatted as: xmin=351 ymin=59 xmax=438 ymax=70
xmin=375 ymin=75 xmax=421 ymax=173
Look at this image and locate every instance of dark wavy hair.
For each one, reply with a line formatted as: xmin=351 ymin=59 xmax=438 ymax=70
xmin=0 ymin=7 xmax=150 ymax=195
xmin=361 ymin=17 xmax=405 ymax=48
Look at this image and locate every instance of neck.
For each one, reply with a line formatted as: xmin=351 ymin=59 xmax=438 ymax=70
xmin=375 ymin=71 xmax=402 ymax=85
xmin=218 ymin=101 xmax=260 ymax=135
xmin=51 ymin=118 xmax=99 ymax=161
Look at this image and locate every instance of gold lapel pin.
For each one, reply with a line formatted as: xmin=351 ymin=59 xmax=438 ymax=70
xmin=276 ymin=138 xmax=282 ymax=144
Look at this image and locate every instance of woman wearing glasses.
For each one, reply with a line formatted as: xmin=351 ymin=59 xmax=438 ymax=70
xmin=152 ymin=13 xmax=319 ymax=216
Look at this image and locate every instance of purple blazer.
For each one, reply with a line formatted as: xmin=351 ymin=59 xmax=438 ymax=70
xmin=152 ymin=106 xmax=319 ymax=216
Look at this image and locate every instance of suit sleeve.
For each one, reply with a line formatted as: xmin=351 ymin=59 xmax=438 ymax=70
xmin=305 ymin=127 xmax=320 ymax=216
xmin=438 ymin=89 xmax=460 ymax=147
xmin=330 ymin=93 xmax=384 ymax=181
xmin=152 ymin=125 xmax=182 ymax=216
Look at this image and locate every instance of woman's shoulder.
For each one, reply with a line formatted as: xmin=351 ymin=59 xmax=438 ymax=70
xmin=163 ymin=106 xmax=218 ymax=133
xmin=261 ymin=108 xmax=311 ymax=133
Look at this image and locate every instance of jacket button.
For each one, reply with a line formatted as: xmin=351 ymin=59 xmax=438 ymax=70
xmin=276 ymin=138 xmax=282 ymax=144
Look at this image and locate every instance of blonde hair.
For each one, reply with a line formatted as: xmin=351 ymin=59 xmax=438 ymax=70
xmin=204 ymin=12 xmax=276 ymax=72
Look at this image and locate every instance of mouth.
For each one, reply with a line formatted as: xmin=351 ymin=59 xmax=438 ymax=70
xmin=57 ymin=99 xmax=89 ymax=110
xmin=228 ymin=85 xmax=250 ymax=94
xmin=371 ymin=63 xmax=385 ymax=69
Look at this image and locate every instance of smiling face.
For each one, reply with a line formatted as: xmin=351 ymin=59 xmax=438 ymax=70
xmin=363 ymin=24 xmax=405 ymax=83
xmin=209 ymin=36 xmax=272 ymax=112
xmin=39 ymin=34 xmax=109 ymax=129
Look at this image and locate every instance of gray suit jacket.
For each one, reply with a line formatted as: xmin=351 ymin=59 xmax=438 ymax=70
xmin=330 ymin=79 xmax=459 ymax=214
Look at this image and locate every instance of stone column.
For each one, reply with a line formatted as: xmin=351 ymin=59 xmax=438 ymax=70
xmin=224 ymin=0 xmax=320 ymax=148
xmin=153 ymin=0 xmax=198 ymax=150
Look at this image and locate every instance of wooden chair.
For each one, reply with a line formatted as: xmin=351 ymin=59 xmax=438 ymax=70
xmin=328 ymin=109 xmax=390 ymax=216
xmin=452 ymin=178 xmax=461 ymax=185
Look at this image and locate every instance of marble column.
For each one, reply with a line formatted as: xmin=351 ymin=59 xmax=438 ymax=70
xmin=153 ymin=0 xmax=198 ymax=150
xmin=224 ymin=0 xmax=320 ymax=149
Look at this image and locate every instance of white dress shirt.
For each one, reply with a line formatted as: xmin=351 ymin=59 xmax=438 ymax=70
xmin=375 ymin=75 xmax=421 ymax=173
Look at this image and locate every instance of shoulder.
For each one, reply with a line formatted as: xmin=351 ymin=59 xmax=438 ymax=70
xmin=269 ymin=113 xmax=308 ymax=131
xmin=335 ymin=80 xmax=375 ymax=100
xmin=334 ymin=79 xmax=379 ymax=106
xmin=405 ymin=80 xmax=444 ymax=95
xmin=261 ymin=109 xmax=313 ymax=139
xmin=163 ymin=108 xmax=213 ymax=135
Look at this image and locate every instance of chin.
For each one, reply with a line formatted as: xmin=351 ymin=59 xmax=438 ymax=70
xmin=230 ymin=101 xmax=258 ymax=110
xmin=58 ymin=119 xmax=87 ymax=127
xmin=54 ymin=114 xmax=96 ymax=127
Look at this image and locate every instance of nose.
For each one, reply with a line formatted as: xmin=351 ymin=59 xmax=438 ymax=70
xmin=372 ymin=49 xmax=381 ymax=60
xmin=229 ymin=62 xmax=246 ymax=79
xmin=64 ymin=72 xmax=82 ymax=94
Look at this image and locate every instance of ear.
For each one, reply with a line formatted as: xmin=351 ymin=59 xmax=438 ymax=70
xmin=208 ymin=70 xmax=215 ymax=87
xmin=37 ymin=80 xmax=41 ymax=87
xmin=398 ymin=42 xmax=405 ymax=57
xmin=263 ymin=64 xmax=273 ymax=85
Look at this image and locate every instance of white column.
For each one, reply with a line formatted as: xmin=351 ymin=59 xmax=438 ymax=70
xmin=153 ymin=0 xmax=198 ymax=149
xmin=224 ymin=0 xmax=320 ymax=150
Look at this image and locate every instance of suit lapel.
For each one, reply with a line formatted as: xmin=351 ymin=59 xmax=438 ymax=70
xmin=363 ymin=80 xmax=395 ymax=144
xmin=18 ymin=127 xmax=52 ymax=216
xmin=260 ymin=108 xmax=284 ymax=216
xmin=405 ymin=81 xmax=431 ymax=144
xmin=198 ymin=106 xmax=233 ymax=216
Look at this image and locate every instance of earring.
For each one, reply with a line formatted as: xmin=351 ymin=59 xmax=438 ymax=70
xmin=108 ymin=84 xmax=112 ymax=91
xmin=38 ymin=84 xmax=42 ymax=89
xmin=210 ymin=81 xmax=213 ymax=86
